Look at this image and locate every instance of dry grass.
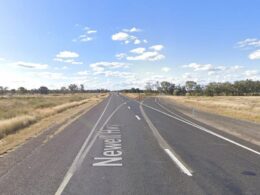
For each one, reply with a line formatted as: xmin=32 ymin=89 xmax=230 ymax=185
xmin=0 ymin=95 xmax=106 ymax=155
xmin=122 ymin=93 xmax=154 ymax=100
xmin=164 ymin=96 xmax=260 ymax=123
xmin=0 ymin=93 xmax=107 ymax=139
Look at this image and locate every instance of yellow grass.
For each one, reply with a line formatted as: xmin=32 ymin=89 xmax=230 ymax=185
xmin=164 ymin=96 xmax=260 ymax=123
xmin=0 ymin=94 xmax=107 ymax=139
xmin=0 ymin=95 xmax=106 ymax=155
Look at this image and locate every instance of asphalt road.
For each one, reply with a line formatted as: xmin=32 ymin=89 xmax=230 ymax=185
xmin=0 ymin=93 xmax=259 ymax=194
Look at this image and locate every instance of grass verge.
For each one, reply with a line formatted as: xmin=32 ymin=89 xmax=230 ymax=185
xmin=0 ymin=94 xmax=107 ymax=155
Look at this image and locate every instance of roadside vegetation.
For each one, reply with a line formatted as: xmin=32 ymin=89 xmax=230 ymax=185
xmin=122 ymin=79 xmax=260 ymax=123
xmin=0 ymin=84 xmax=109 ymax=140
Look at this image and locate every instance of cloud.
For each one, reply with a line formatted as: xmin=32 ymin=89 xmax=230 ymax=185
xmin=54 ymin=51 xmax=83 ymax=64
xmin=248 ymin=50 xmax=260 ymax=60
xmin=130 ymin=47 xmax=146 ymax=54
xmin=244 ymin=70 xmax=259 ymax=77
xmin=111 ymin=28 xmax=146 ymax=45
xmin=77 ymin=70 xmax=89 ymax=75
xmin=237 ymin=38 xmax=260 ymax=48
xmin=115 ymin=53 xmax=127 ymax=60
xmin=90 ymin=61 xmax=129 ymax=73
xmin=74 ymin=27 xmax=97 ymax=42
xmin=161 ymin=67 xmax=171 ymax=72
xmin=123 ymin=27 xmax=141 ymax=33
xmin=126 ymin=51 xmax=165 ymax=61
xmin=14 ymin=61 xmax=48 ymax=69
xmin=182 ymin=63 xmax=213 ymax=71
xmin=150 ymin=44 xmax=164 ymax=51
xmin=0 ymin=57 xmax=5 ymax=61
xmin=56 ymin=51 xmax=79 ymax=58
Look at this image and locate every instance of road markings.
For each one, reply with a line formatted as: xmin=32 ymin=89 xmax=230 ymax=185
xmin=128 ymin=106 xmax=131 ymax=110
xmin=164 ymin=149 xmax=193 ymax=176
xmin=140 ymin=103 xmax=193 ymax=176
xmin=55 ymin=96 xmax=112 ymax=195
xmin=141 ymin=101 xmax=260 ymax=156
xmin=93 ymin=125 xmax=122 ymax=167
xmin=135 ymin=115 xmax=141 ymax=120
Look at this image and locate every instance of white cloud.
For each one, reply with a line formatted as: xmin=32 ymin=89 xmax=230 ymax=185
xmin=56 ymin=51 xmax=79 ymax=58
xmin=87 ymin=30 xmax=97 ymax=34
xmin=134 ymin=39 xmax=141 ymax=44
xmin=0 ymin=57 xmax=5 ymax=61
xmin=130 ymin=47 xmax=146 ymax=54
xmin=123 ymin=27 xmax=141 ymax=33
xmin=13 ymin=61 xmax=48 ymax=69
xmin=74 ymin=27 xmax=97 ymax=42
xmin=112 ymin=28 xmax=145 ymax=45
xmin=126 ymin=51 xmax=165 ymax=61
xmin=90 ymin=61 xmax=129 ymax=73
xmin=115 ymin=53 xmax=127 ymax=60
xmin=112 ymin=32 xmax=130 ymax=41
xmin=237 ymin=38 xmax=260 ymax=48
xmin=150 ymin=44 xmax=164 ymax=51
xmin=244 ymin=70 xmax=258 ymax=77
xmin=161 ymin=67 xmax=171 ymax=72
xmin=182 ymin=63 xmax=213 ymax=71
xmin=77 ymin=70 xmax=89 ymax=75
xmin=54 ymin=51 xmax=83 ymax=65
xmin=248 ymin=50 xmax=260 ymax=60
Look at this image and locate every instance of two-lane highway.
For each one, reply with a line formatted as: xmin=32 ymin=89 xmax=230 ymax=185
xmin=0 ymin=93 xmax=259 ymax=194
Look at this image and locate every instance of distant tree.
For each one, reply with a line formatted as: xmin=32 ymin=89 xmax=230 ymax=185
xmin=39 ymin=86 xmax=49 ymax=94
xmin=18 ymin=87 xmax=27 ymax=94
xmin=185 ymin=81 xmax=197 ymax=95
xmin=80 ymin=84 xmax=85 ymax=92
xmin=145 ymin=82 xmax=153 ymax=93
xmin=68 ymin=84 xmax=78 ymax=93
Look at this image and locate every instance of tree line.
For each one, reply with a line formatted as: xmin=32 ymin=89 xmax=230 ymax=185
xmin=0 ymin=84 xmax=110 ymax=95
xmin=125 ymin=79 xmax=260 ymax=96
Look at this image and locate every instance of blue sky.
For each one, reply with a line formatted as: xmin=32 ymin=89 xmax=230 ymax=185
xmin=0 ymin=0 xmax=259 ymax=90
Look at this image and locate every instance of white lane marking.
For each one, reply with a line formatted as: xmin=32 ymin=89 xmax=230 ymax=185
xmin=135 ymin=115 xmax=141 ymax=120
xmin=164 ymin=149 xmax=193 ymax=176
xmin=156 ymin=98 xmax=191 ymax=123
xmin=128 ymin=106 xmax=131 ymax=110
xmin=55 ymin=96 xmax=112 ymax=195
xmin=141 ymin=102 xmax=260 ymax=156
xmin=140 ymin=103 xmax=193 ymax=176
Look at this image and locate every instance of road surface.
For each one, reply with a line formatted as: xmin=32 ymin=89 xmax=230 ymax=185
xmin=0 ymin=93 xmax=259 ymax=194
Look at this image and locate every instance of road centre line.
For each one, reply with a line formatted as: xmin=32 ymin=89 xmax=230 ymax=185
xmin=164 ymin=149 xmax=193 ymax=176
xmin=135 ymin=115 xmax=141 ymax=120
xmin=55 ymin=95 xmax=113 ymax=195
xmin=128 ymin=106 xmax=131 ymax=109
xmin=140 ymin=103 xmax=193 ymax=176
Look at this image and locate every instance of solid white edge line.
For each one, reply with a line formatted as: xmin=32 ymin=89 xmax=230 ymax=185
xmin=135 ymin=115 xmax=141 ymax=120
xmin=55 ymin=95 xmax=112 ymax=195
xmin=142 ymin=102 xmax=260 ymax=156
xmin=164 ymin=149 xmax=193 ymax=176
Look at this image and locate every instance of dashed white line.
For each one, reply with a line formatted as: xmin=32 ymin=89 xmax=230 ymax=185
xmin=135 ymin=115 xmax=141 ymax=120
xmin=128 ymin=106 xmax=131 ymax=110
xmin=164 ymin=149 xmax=193 ymax=176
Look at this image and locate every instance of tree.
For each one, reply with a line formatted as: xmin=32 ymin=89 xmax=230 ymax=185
xmin=39 ymin=86 xmax=49 ymax=94
xmin=185 ymin=81 xmax=197 ymax=95
xmin=145 ymin=82 xmax=153 ymax=93
xmin=68 ymin=84 xmax=78 ymax=93
xmin=18 ymin=87 xmax=27 ymax=94
xmin=80 ymin=84 xmax=85 ymax=92
xmin=160 ymin=81 xmax=175 ymax=94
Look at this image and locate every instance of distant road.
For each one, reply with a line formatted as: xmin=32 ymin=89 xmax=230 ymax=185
xmin=0 ymin=93 xmax=259 ymax=194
